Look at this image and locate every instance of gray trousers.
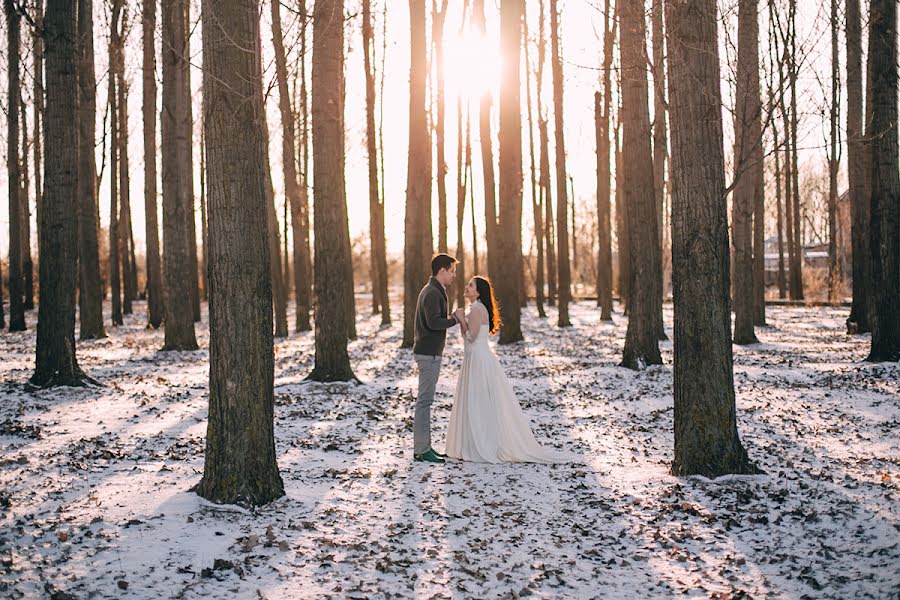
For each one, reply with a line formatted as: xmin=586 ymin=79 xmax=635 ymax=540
xmin=413 ymin=354 xmax=442 ymax=454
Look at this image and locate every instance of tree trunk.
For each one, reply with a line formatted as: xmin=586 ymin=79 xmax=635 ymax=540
xmin=363 ymin=0 xmax=390 ymax=325
xmin=773 ymin=113 xmax=787 ymax=299
xmin=291 ymin=0 xmax=313 ymax=332
xmin=666 ymin=0 xmax=758 ymax=477
xmin=32 ymin=0 xmax=91 ymax=387
xmin=434 ymin=0 xmax=449 ymax=255
xmin=402 ymin=0 xmax=434 ymax=349
xmin=161 ymin=0 xmax=198 ymax=350
xmin=615 ymin=104 xmax=630 ymax=312
xmin=537 ymin=0 xmax=556 ymax=307
xmin=143 ymin=0 xmax=164 ymax=328
xmin=497 ymin=0 xmax=524 ymax=344
xmin=550 ymin=0 xmax=571 ymax=326
xmin=845 ymin=0 xmax=869 ymax=332
xmin=200 ymin=119 xmax=208 ymax=301
xmin=32 ymin=0 xmax=44 ymax=286
xmin=308 ymin=0 xmax=357 ymax=379
xmin=777 ymin=12 xmax=799 ymax=301
xmin=108 ymin=4 xmax=123 ymax=326
xmin=473 ymin=0 xmax=498 ymax=280
xmin=19 ymin=100 xmax=33 ymax=312
xmin=183 ymin=0 xmax=200 ymax=322
xmin=652 ymin=0 xmax=668 ymax=337
xmin=195 ymin=0 xmax=284 ymax=507
xmin=75 ymin=0 xmax=106 ymax=339
xmin=525 ymin=8 xmax=546 ymax=318
xmin=865 ymin=0 xmax=900 ymax=362
xmin=788 ymin=0 xmax=803 ymax=300
xmin=261 ymin=119 xmax=288 ymax=339
xmin=114 ymin=8 xmax=135 ymax=316
xmin=731 ymin=0 xmax=761 ymax=344
xmin=595 ymin=0 xmax=613 ymax=321
xmin=456 ymin=96 xmax=467 ymax=310
xmin=6 ymin=1 xmax=25 ymax=332
xmin=827 ymin=0 xmax=840 ymax=303
xmin=620 ymin=0 xmax=662 ymax=368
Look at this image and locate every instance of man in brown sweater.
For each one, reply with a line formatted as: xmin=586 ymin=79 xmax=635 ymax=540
xmin=412 ymin=254 xmax=459 ymax=463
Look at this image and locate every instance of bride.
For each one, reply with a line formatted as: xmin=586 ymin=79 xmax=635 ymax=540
xmin=446 ymin=276 xmax=570 ymax=464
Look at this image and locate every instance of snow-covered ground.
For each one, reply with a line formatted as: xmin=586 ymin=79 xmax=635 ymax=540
xmin=1 ymin=298 xmax=898 ymax=599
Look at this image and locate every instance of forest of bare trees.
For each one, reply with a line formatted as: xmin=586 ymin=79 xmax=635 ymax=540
xmin=0 ymin=0 xmax=896 ymax=503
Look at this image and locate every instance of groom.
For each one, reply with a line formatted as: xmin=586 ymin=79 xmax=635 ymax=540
xmin=412 ymin=253 xmax=459 ymax=464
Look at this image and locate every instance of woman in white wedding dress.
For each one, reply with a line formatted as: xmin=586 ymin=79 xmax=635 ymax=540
xmin=445 ymin=276 xmax=570 ymax=464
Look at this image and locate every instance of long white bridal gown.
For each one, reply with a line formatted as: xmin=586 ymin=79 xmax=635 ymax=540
xmin=446 ymin=300 xmax=570 ymax=464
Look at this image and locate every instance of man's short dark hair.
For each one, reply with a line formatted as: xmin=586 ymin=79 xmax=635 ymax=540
xmin=431 ymin=253 xmax=458 ymax=276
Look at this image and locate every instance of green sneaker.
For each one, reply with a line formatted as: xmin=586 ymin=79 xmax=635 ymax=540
xmin=413 ymin=449 xmax=445 ymax=464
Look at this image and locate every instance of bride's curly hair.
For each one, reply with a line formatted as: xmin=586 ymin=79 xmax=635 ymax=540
xmin=473 ymin=276 xmax=502 ymax=335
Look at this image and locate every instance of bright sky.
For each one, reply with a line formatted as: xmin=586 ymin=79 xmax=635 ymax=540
xmin=0 ymin=0 xmax=845 ymax=263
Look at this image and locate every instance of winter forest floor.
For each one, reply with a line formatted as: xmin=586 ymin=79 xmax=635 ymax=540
xmin=0 ymin=298 xmax=898 ymax=599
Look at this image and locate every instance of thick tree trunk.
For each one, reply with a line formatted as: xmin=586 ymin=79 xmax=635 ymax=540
xmin=865 ymin=0 xmax=900 ymax=362
xmin=666 ymin=0 xmax=758 ymax=477
xmin=308 ymin=0 xmax=357 ymax=379
xmin=620 ymin=0 xmax=662 ymax=368
xmin=497 ymin=0 xmax=524 ymax=344
xmin=32 ymin=0 xmax=90 ymax=387
xmin=76 ymin=0 xmax=105 ymax=339
xmin=731 ymin=0 xmax=761 ymax=344
xmin=845 ymin=0 xmax=870 ymax=333
xmin=161 ymin=0 xmax=198 ymax=350
xmin=550 ymin=0 xmax=571 ymax=326
xmin=6 ymin=1 xmax=25 ymax=332
xmin=402 ymin=0 xmax=434 ymax=349
xmin=196 ymin=0 xmax=284 ymax=506
xmin=143 ymin=0 xmax=164 ymax=328
xmin=108 ymin=7 xmax=123 ymax=326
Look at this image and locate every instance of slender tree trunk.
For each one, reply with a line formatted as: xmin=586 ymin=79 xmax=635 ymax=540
xmin=161 ymin=0 xmax=198 ymax=350
xmin=666 ymin=0 xmax=758 ymax=477
xmin=788 ymin=0 xmax=803 ymax=300
xmin=260 ymin=119 xmax=288 ymax=339
xmin=183 ymin=0 xmax=200 ymax=322
xmin=773 ymin=115 xmax=787 ymax=299
xmin=200 ymin=120 xmax=208 ymax=301
xmin=33 ymin=0 xmax=91 ymax=386
xmin=472 ymin=0 xmax=498 ymax=280
xmin=537 ymin=0 xmax=556 ymax=307
xmin=777 ymin=12 xmax=799 ymax=301
xmin=32 ymin=0 xmax=44 ymax=278
xmin=291 ymin=1 xmax=312 ymax=332
xmin=525 ymin=8 xmax=546 ymax=318
xmin=20 ymin=100 xmax=33 ymax=312
xmin=497 ymin=0 xmax=524 ymax=343
xmin=143 ymin=0 xmax=164 ymax=328
xmin=652 ymin=0 xmax=667 ymax=332
xmin=402 ymin=0 xmax=434 ymax=349
xmin=621 ymin=0 xmax=662 ymax=367
xmin=731 ymin=0 xmax=761 ymax=344
xmin=0 ymin=248 xmax=4 ymax=327
xmin=363 ymin=0 xmax=389 ymax=325
xmin=6 ymin=1 xmax=25 ymax=332
xmin=865 ymin=0 xmax=899 ymax=361
xmin=196 ymin=0 xmax=284 ymax=506
xmin=114 ymin=11 xmax=135 ymax=315
xmin=615 ymin=110 xmax=630 ymax=311
xmin=433 ymin=0 xmax=449 ymax=255
xmin=308 ymin=0 xmax=357 ymax=379
xmin=827 ymin=0 xmax=840 ymax=303
xmin=846 ymin=0 xmax=869 ymax=332
xmin=550 ymin=0 xmax=571 ymax=326
xmin=108 ymin=5 xmax=123 ymax=326
xmin=456 ymin=95 xmax=467 ymax=310
xmin=594 ymin=0 xmax=612 ymax=321
xmin=75 ymin=0 xmax=106 ymax=338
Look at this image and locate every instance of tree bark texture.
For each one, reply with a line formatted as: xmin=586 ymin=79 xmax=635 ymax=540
xmin=143 ymin=0 xmax=164 ymax=328
xmin=7 ymin=1 xmax=25 ymax=332
xmin=550 ymin=0 xmax=571 ymax=326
